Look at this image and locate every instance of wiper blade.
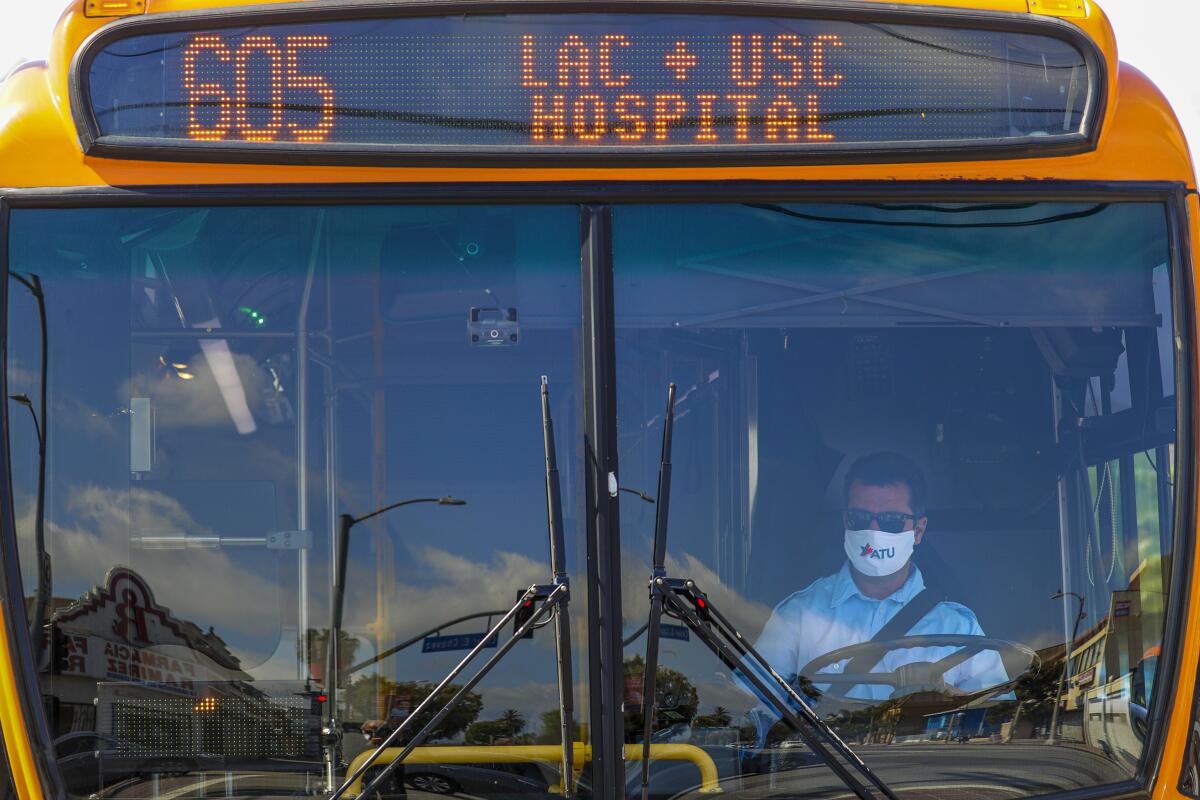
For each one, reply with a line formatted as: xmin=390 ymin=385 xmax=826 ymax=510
xmin=636 ymin=383 xmax=900 ymax=800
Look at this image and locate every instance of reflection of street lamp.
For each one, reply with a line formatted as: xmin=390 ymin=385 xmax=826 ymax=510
xmin=323 ymin=496 xmax=466 ymax=787
xmin=10 ymin=272 xmax=49 ymax=668
xmin=1047 ymin=590 xmax=1086 ymax=745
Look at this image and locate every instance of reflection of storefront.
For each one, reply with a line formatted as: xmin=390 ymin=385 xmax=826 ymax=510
xmin=924 ymin=701 xmax=1005 ymax=742
xmin=1062 ymin=558 xmax=1168 ymax=716
xmin=1064 ymin=620 xmax=1107 ymax=715
xmin=843 ymin=693 xmax=995 ymax=744
xmin=1051 ymin=557 xmax=1167 ymax=762
xmin=44 ymin=567 xmax=321 ymax=759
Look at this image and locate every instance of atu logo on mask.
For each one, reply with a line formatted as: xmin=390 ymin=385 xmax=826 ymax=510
xmin=861 ymin=543 xmax=896 ymax=560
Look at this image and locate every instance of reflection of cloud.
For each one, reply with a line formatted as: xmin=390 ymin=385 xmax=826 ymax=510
xmin=121 ymin=350 xmax=268 ymax=430
xmin=1025 ymin=627 xmax=1070 ymax=652
xmin=691 ymin=672 xmax=764 ymax=716
xmin=25 ymin=485 xmax=285 ymax=667
xmin=615 ymin=549 xmax=778 ymax=716
xmin=70 ymin=484 xmax=210 ymax=538
xmin=337 ymin=547 xmax=581 ymax=722
xmin=6 ymin=359 xmax=37 ymax=394
xmin=344 ymin=545 xmax=549 ymax=647
xmin=477 ymin=681 xmax=563 ymax=720
xmin=55 ymin=395 xmax=121 ymax=441
xmin=621 ymin=549 xmax=773 ymax=640
xmin=8 ymin=357 xmax=124 ymax=452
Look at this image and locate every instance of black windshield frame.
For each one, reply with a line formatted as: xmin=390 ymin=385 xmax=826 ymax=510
xmin=68 ymin=0 xmax=1106 ymax=167
xmin=0 ymin=180 xmax=1192 ymax=800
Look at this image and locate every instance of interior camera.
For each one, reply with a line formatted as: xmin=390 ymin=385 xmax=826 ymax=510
xmin=469 ymin=307 xmax=520 ymax=346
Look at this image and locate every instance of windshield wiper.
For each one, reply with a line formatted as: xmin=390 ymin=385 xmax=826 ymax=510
xmin=328 ymin=376 xmax=577 ymax=800
xmin=8 ymin=273 xmax=50 ymax=670
xmin=636 ymin=383 xmax=899 ymax=800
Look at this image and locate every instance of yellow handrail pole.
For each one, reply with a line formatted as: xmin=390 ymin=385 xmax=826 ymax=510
xmin=344 ymin=742 xmax=723 ymax=794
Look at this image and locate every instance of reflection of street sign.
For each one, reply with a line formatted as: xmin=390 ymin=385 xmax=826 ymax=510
xmin=422 ymin=632 xmax=498 ymax=653
xmin=661 ymin=624 xmax=690 ymax=642
xmin=1076 ymin=667 xmax=1097 ymax=688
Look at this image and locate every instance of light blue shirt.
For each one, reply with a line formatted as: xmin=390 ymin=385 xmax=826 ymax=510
xmin=748 ymin=562 xmax=1009 ymax=704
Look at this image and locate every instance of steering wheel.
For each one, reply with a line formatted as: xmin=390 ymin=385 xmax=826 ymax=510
xmin=798 ymin=634 xmax=1038 ymax=700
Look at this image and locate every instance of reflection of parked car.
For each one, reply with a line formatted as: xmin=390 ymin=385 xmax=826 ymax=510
xmin=403 ymin=762 xmax=555 ymax=796
xmin=365 ymin=746 xmax=738 ymax=800
xmin=54 ymin=733 xmax=224 ymax=796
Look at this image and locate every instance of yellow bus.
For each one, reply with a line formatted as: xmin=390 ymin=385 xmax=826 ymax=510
xmin=1 ymin=1 xmax=1198 ymax=799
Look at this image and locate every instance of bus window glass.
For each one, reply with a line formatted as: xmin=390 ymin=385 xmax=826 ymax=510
xmin=613 ymin=202 xmax=1177 ymax=798
xmin=5 ymin=204 xmax=587 ymax=799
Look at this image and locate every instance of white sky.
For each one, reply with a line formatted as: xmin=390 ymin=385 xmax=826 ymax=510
xmin=1 ymin=0 xmax=1199 ymax=166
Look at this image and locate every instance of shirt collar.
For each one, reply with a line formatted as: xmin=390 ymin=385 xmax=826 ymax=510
xmin=830 ymin=561 xmax=925 ymax=608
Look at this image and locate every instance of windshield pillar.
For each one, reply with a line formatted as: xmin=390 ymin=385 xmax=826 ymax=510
xmin=581 ymin=204 xmax=627 ymax=800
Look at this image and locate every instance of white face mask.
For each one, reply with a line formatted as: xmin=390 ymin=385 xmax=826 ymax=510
xmin=844 ymin=528 xmax=915 ymax=577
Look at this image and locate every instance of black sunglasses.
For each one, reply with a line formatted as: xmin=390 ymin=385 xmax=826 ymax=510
xmin=843 ymin=509 xmax=918 ymax=534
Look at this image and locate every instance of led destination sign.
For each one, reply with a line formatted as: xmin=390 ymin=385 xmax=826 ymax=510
xmin=81 ymin=11 xmax=1097 ymax=159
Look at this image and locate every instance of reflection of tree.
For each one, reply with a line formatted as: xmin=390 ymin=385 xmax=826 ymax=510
xmin=694 ymin=706 xmax=733 ymax=728
xmin=344 ymin=676 xmax=482 ymax=742
xmin=534 ymin=709 xmax=579 ymax=744
xmin=465 ymin=709 xmax=529 ymax=745
xmin=992 ymin=658 xmax=1064 ymax=737
xmin=301 ymin=628 xmax=360 ymax=678
xmin=824 ymin=699 xmax=904 ymax=745
xmin=623 ymin=655 xmax=699 ymax=740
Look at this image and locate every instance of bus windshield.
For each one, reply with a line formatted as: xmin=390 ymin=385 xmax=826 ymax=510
xmin=4 ymin=200 xmax=1179 ymax=800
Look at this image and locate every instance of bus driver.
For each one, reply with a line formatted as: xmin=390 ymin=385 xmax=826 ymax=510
xmin=751 ymin=451 xmax=1009 ymax=708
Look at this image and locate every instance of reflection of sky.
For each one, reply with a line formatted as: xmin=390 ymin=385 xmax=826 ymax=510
xmin=89 ymin=14 xmax=1087 ymax=146
xmin=6 ymin=205 xmax=585 ymax=717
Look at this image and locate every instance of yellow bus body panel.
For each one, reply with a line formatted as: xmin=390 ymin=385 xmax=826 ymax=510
xmin=0 ymin=0 xmax=1194 ymax=188
xmin=0 ymin=606 xmax=42 ymax=800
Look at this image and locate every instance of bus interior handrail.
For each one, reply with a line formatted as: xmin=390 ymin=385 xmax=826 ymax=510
xmin=342 ymin=742 xmax=723 ymax=795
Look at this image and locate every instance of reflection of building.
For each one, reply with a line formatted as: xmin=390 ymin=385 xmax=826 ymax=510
xmin=1052 ymin=556 xmax=1167 ymax=764
xmin=43 ymin=567 xmax=321 ymax=760
xmin=924 ymin=697 xmax=1007 ymax=741
xmin=1062 ymin=558 xmax=1167 ymax=712
xmin=838 ymin=692 xmax=995 ymax=744
xmin=1063 ymin=617 xmax=1107 ymax=717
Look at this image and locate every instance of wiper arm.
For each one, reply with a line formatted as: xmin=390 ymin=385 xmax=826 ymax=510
xmin=636 ymin=383 xmax=900 ymax=800
xmin=540 ymin=375 xmax=577 ymax=798
xmin=638 ymin=384 xmax=675 ymax=800
xmin=9 ymin=273 xmax=50 ymax=670
xmin=328 ymin=377 xmax=577 ymax=800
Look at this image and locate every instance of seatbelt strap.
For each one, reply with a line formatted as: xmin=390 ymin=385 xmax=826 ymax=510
xmin=842 ymin=580 xmax=945 ymax=677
